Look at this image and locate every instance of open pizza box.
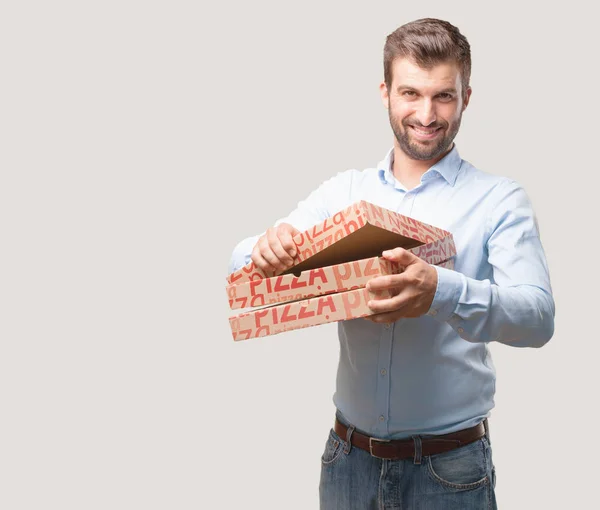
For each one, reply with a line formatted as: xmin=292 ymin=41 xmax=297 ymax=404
xmin=226 ymin=201 xmax=456 ymax=341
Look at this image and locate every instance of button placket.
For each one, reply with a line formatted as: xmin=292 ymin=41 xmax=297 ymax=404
xmin=375 ymin=320 xmax=394 ymax=435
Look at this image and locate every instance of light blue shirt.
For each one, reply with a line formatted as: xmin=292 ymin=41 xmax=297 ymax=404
xmin=228 ymin=145 xmax=555 ymax=439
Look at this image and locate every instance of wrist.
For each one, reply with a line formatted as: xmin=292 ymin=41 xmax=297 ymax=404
xmin=426 ymin=264 xmax=463 ymax=322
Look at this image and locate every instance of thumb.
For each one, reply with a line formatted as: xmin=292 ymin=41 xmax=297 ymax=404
xmin=381 ymin=247 xmax=418 ymax=265
xmin=285 ymin=224 xmax=301 ymax=238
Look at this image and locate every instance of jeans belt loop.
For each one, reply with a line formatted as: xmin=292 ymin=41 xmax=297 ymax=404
xmin=412 ymin=435 xmax=423 ymax=465
xmin=483 ymin=418 xmax=490 ymax=444
xmin=343 ymin=425 xmax=355 ymax=455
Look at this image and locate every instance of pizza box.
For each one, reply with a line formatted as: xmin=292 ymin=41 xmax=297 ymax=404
xmin=229 ymin=259 xmax=455 ymax=341
xmin=226 ymin=200 xmax=451 ymax=287
xmin=227 ymin=234 xmax=456 ymax=310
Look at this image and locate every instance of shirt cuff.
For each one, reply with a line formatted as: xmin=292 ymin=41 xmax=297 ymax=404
xmin=426 ymin=265 xmax=463 ymax=322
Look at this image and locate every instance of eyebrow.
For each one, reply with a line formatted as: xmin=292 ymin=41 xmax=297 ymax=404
xmin=396 ymin=85 xmax=458 ymax=95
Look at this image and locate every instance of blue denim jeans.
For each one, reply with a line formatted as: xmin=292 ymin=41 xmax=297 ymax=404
xmin=319 ymin=418 xmax=497 ymax=509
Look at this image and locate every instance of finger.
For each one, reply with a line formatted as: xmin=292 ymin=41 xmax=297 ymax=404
xmin=256 ymin=236 xmax=284 ymax=272
xmin=251 ymin=244 xmax=277 ymax=274
xmin=278 ymin=228 xmax=297 ymax=258
xmin=367 ymin=288 xmax=391 ymax=300
xmin=367 ymin=274 xmax=405 ymax=292
xmin=260 ymin=243 xmax=288 ymax=271
xmin=267 ymin=230 xmax=295 ymax=266
xmin=381 ymin=247 xmax=418 ymax=266
xmin=367 ymin=294 xmax=406 ymax=314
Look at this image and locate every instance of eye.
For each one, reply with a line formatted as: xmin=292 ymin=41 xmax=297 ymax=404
xmin=402 ymin=90 xmax=417 ymax=98
xmin=437 ymin=93 xmax=453 ymax=101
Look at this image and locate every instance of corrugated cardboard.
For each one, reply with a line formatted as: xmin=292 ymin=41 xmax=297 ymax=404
xmin=229 ymin=259 xmax=455 ymax=341
xmin=226 ymin=200 xmax=451 ymax=286
xmin=227 ymin=235 xmax=456 ymax=310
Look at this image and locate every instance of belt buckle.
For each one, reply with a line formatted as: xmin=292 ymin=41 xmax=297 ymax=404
xmin=369 ymin=436 xmax=391 ymax=459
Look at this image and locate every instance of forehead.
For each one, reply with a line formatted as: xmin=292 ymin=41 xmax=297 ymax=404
xmin=390 ymin=57 xmax=462 ymax=91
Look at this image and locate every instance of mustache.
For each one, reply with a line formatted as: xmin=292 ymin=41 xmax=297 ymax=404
xmin=402 ymin=119 xmax=446 ymax=129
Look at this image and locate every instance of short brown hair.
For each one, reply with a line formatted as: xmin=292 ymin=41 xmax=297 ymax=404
xmin=384 ymin=18 xmax=471 ymax=95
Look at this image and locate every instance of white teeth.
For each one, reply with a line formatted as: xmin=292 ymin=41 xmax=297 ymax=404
xmin=412 ymin=126 xmax=438 ymax=135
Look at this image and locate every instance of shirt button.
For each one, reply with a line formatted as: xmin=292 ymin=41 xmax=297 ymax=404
xmin=429 ymin=309 xmax=438 ymax=316
xmin=379 ymin=415 xmax=385 ymax=422
xmin=380 ymin=369 xmax=387 ymax=376
xmin=458 ymin=327 xmax=465 ymax=334
xmin=384 ymin=323 xmax=391 ymax=329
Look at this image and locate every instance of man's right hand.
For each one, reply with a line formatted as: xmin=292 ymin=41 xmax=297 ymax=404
xmin=251 ymin=223 xmax=301 ymax=275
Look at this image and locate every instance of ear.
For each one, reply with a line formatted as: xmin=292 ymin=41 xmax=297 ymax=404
xmin=379 ymin=81 xmax=389 ymax=109
xmin=462 ymin=86 xmax=472 ymax=111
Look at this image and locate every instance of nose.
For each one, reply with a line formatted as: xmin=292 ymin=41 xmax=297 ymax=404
xmin=415 ymin=98 xmax=437 ymax=126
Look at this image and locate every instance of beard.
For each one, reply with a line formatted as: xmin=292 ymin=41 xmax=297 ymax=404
xmin=389 ymin=107 xmax=462 ymax=161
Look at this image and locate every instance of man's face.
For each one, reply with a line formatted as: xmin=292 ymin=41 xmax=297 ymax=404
xmin=380 ymin=58 xmax=471 ymax=161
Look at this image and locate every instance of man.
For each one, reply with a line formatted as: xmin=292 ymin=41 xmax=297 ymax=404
xmin=229 ymin=18 xmax=554 ymax=509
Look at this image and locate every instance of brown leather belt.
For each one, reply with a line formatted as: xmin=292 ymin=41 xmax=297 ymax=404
xmin=334 ymin=418 xmax=487 ymax=460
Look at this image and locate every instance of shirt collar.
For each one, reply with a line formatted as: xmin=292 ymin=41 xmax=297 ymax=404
xmin=378 ymin=144 xmax=463 ymax=188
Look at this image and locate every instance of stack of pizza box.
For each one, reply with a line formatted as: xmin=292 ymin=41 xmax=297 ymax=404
xmin=226 ymin=200 xmax=456 ymax=341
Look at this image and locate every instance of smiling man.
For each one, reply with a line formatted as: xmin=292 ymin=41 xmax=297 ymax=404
xmin=229 ymin=18 xmax=554 ymax=510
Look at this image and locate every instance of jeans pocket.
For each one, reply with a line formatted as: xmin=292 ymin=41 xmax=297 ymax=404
xmin=427 ymin=439 xmax=489 ymax=490
xmin=321 ymin=429 xmax=344 ymax=466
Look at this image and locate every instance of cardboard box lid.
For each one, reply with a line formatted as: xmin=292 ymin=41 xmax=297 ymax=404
xmin=227 ymin=200 xmax=451 ymax=285
xmin=226 ymin=235 xmax=456 ymax=310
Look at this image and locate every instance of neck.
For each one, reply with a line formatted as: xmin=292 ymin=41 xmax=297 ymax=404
xmin=391 ymin=143 xmax=453 ymax=190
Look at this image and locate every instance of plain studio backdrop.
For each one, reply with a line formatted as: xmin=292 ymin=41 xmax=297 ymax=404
xmin=0 ymin=1 xmax=596 ymax=509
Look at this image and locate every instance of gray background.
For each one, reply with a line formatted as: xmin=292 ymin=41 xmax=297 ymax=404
xmin=1 ymin=1 xmax=596 ymax=508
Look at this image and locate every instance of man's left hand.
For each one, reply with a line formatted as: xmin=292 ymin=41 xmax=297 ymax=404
xmin=365 ymin=248 xmax=438 ymax=324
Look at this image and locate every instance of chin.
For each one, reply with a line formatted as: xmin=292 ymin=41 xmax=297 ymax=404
xmin=408 ymin=144 xmax=445 ymax=160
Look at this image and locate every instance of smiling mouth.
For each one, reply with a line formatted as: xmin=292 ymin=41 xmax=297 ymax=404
xmin=410 ymin=125 xmax=443 ymax=137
